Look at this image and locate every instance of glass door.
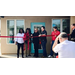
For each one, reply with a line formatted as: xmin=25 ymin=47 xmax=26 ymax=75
xmin=31 ymin=22 xmax=45 ymax=53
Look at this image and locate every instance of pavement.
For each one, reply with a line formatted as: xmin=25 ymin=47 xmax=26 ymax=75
xmin=0 ymin=54 xmax=46 ymax=58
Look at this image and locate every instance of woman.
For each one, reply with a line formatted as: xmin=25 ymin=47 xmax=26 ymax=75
xmin=32 ymin=28 xmax=39 ymax=57
xmin=23 ymin=28 xmax=30 ymax=57
xmin=15 ymin=28 xmax=24 ymax=58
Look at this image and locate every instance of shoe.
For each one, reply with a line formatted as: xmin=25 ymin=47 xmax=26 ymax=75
xmin=28 ymin=55 xmax=31 ymax=56
xmin=41 ymin=56 xmax=45 ymax=58
xmin=48 ymin=55 xmax=52 ymax=58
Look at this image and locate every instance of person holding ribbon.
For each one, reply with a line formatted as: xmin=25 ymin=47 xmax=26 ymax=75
xmin=31 ymin=28 xmax=39 ymax=57
xmin=15 ymin=28 xmax=24 ymax=58
xmin=48 ymin=26 xmax=60 ymax=58
xmin=23 ymin=28 xmax=31 ymax=57
xmin=39 ymin=26 xmax=47 ymax=58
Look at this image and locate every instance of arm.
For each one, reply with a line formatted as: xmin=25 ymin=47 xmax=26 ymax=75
xmin=39 ymin=31 xmax=47 ymax=37
xmin=52 ymin=36 xmax=59 ymax=52
xmin=71 ymin=31 xmax=75 ymax=38
xmin=15 ymin=34 xmax=18 ymax=44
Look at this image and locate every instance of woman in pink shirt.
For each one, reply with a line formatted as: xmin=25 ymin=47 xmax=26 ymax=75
xmin=48 ymin=26 xmax=60 ymax=58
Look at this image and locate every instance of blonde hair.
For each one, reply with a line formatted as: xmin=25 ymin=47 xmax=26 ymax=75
xmin=34 ymin=28 xmax=38 ymax=31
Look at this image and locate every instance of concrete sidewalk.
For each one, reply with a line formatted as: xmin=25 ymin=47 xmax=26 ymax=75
xmin=0 ymin=54 xmax=44 ymax=58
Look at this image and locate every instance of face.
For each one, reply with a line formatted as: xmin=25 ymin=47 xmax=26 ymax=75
xmin=71 ymin=25 xmax=74 ymax=30
xmin=34 ymin=29 xmax=38 ymax=33
xmin=41 ymin=27 xmax=44 ymax=32
xmin=20 ymin=29 xmax=23 ymax=33
xmin=27 ymin=30 xmax=29 ymax=33
xmin=53 ymin=28 xmax=57 ymax=32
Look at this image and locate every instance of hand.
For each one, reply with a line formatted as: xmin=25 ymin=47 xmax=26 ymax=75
xmin=31 ymin=34 xmax=33 ymax=36
xmin=39 ymin=34 xmax=41 ymax=37
xmin=31 ymin=34 xmax=33 ymax=38
xmin=15 ymin=42 xmax=17 ymax=45
xmin=55 ymin=35 xmax=57 ymax=37
xmin=50 ymin=41 xmax=52 ymax=44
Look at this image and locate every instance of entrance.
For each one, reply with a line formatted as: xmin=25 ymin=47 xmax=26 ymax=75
xmin=31 ymin=22 xmax=45 ymax=53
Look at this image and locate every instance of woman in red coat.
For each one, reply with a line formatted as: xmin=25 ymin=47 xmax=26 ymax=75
xmin=23 ymin=28 xmax=31 ymax=57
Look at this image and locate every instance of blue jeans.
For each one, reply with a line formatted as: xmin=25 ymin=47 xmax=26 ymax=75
xmin=50 ymin=41 xmax=58 ymax=57
xmin=41 ymin=41 xmax=47 ymax=57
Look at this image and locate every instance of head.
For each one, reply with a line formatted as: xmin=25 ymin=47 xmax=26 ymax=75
xmin=58 ymin=32 xmax=68 ymax=43
xmin=19 ymin=28 xmax=24 ymax=33
xmin=26 ymin=28 xmax=31 ymax=34
xmin=34 ymin=28 xmax=38 ymax=33
xmin=71 ymin=24 xmax=75 ymax=30
xmin=41 ymin=26 xmax=45 ymax=32
xmin=53 ymin=26 xmax=57 ymax=32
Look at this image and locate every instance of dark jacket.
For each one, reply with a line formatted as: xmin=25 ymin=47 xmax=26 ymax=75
xmin=70 ymin=29 xmax=75 ymax=41
xmin=40 ymin=30 xmax=47 ymax=42
xmin=33 ymin=32 xmax=39 ymax=44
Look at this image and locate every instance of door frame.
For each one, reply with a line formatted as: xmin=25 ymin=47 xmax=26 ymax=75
xmin=31 ymin=22 xmax=45 ymax=53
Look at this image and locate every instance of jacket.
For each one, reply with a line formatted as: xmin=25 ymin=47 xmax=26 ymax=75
xmin=23 ymin=33 xmax=30 ymax=50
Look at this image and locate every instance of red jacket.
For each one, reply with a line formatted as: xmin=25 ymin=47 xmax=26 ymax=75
xmin=23 ymin=33 xmax=30 ymax=50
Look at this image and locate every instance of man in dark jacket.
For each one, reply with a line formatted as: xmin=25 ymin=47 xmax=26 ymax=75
xmin=70 ymin=24 xmax=75 ymax=42
xmin=39 ymin=26 xmax=47 ymax=57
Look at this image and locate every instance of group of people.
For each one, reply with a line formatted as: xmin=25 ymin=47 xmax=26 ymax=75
xmin=15 ymin=23 xmax=75 ymax=58
xmin=15 ymin=26 xmax=47 ymax=58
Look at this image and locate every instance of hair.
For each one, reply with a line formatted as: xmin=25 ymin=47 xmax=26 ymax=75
xmin=19 ymin=28 xmax=24 ymax=33
xmin=59 ymin=32 xmax=68 ymax=39
xmin=34 ymin=28 xmax=38 ymax=31
xmin=25 ymin=28 xmax=31 ymax=34
xmin=72 ymin=24 xmax=75 ymax=26
xmin=53 ymin=26 xmax=57 ymax=29
xmin=41 ymin=26 xmax=45 ymax=29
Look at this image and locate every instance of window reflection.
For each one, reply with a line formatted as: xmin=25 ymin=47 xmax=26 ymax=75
xmin=52 ymin=19 xmax=61 ymax=31
xmin=16 ymin=20 xmax=24 ymax=34
xmin=7 ymin=20 xmax=14 ymax=43
xmin=62 ymin=19 xmax=70 ymax=34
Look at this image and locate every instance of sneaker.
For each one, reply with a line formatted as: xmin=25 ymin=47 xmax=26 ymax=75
xmin=48 ymin=55 xmax=52 ymax=58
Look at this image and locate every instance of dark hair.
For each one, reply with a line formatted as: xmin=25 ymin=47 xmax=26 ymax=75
xmin=19 ymin=28 xmax=24 ymax=33
xmin=53 ymin=26 xmax=57 ymax=29
xmin=41 ymin=26 xmax=45 ymax=29
xmin=72 ymin=24 xmax=75 ymax=26
xmin=25 ymin=28 xmax=31 ymax=34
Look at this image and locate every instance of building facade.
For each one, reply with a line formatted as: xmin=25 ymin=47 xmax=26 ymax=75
xmin=0 ymin=16 xmax=75 ymax=55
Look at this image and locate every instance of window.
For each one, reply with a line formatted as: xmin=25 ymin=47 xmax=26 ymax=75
xmin=7 ymin=20 xmax=25 ymax=44
xmin=52 ymin=19 xmax=61 ymax=31
xmin=16 ymin=20 xmax=24 ymax=34
xmin=62 ymin=19 xmax=70 ymax=34
xmin=52 ymin=19 xmax=70 ymax=34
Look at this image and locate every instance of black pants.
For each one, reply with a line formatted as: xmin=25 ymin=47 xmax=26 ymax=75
xmin=17 ymin=43 xmax=24 ymax=58
xmin=34 ymin=43 xmax=39 ymax=57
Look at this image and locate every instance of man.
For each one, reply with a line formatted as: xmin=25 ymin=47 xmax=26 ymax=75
xmin=70 ymin=24 xmax=75 ymax=42
xmin=52 ymin=32 xmax=75 ymax=58
xmin=48 ymin=26 xmax=60 ymax=58
xmin=39 ymin=26 xmax=47 ymax=57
